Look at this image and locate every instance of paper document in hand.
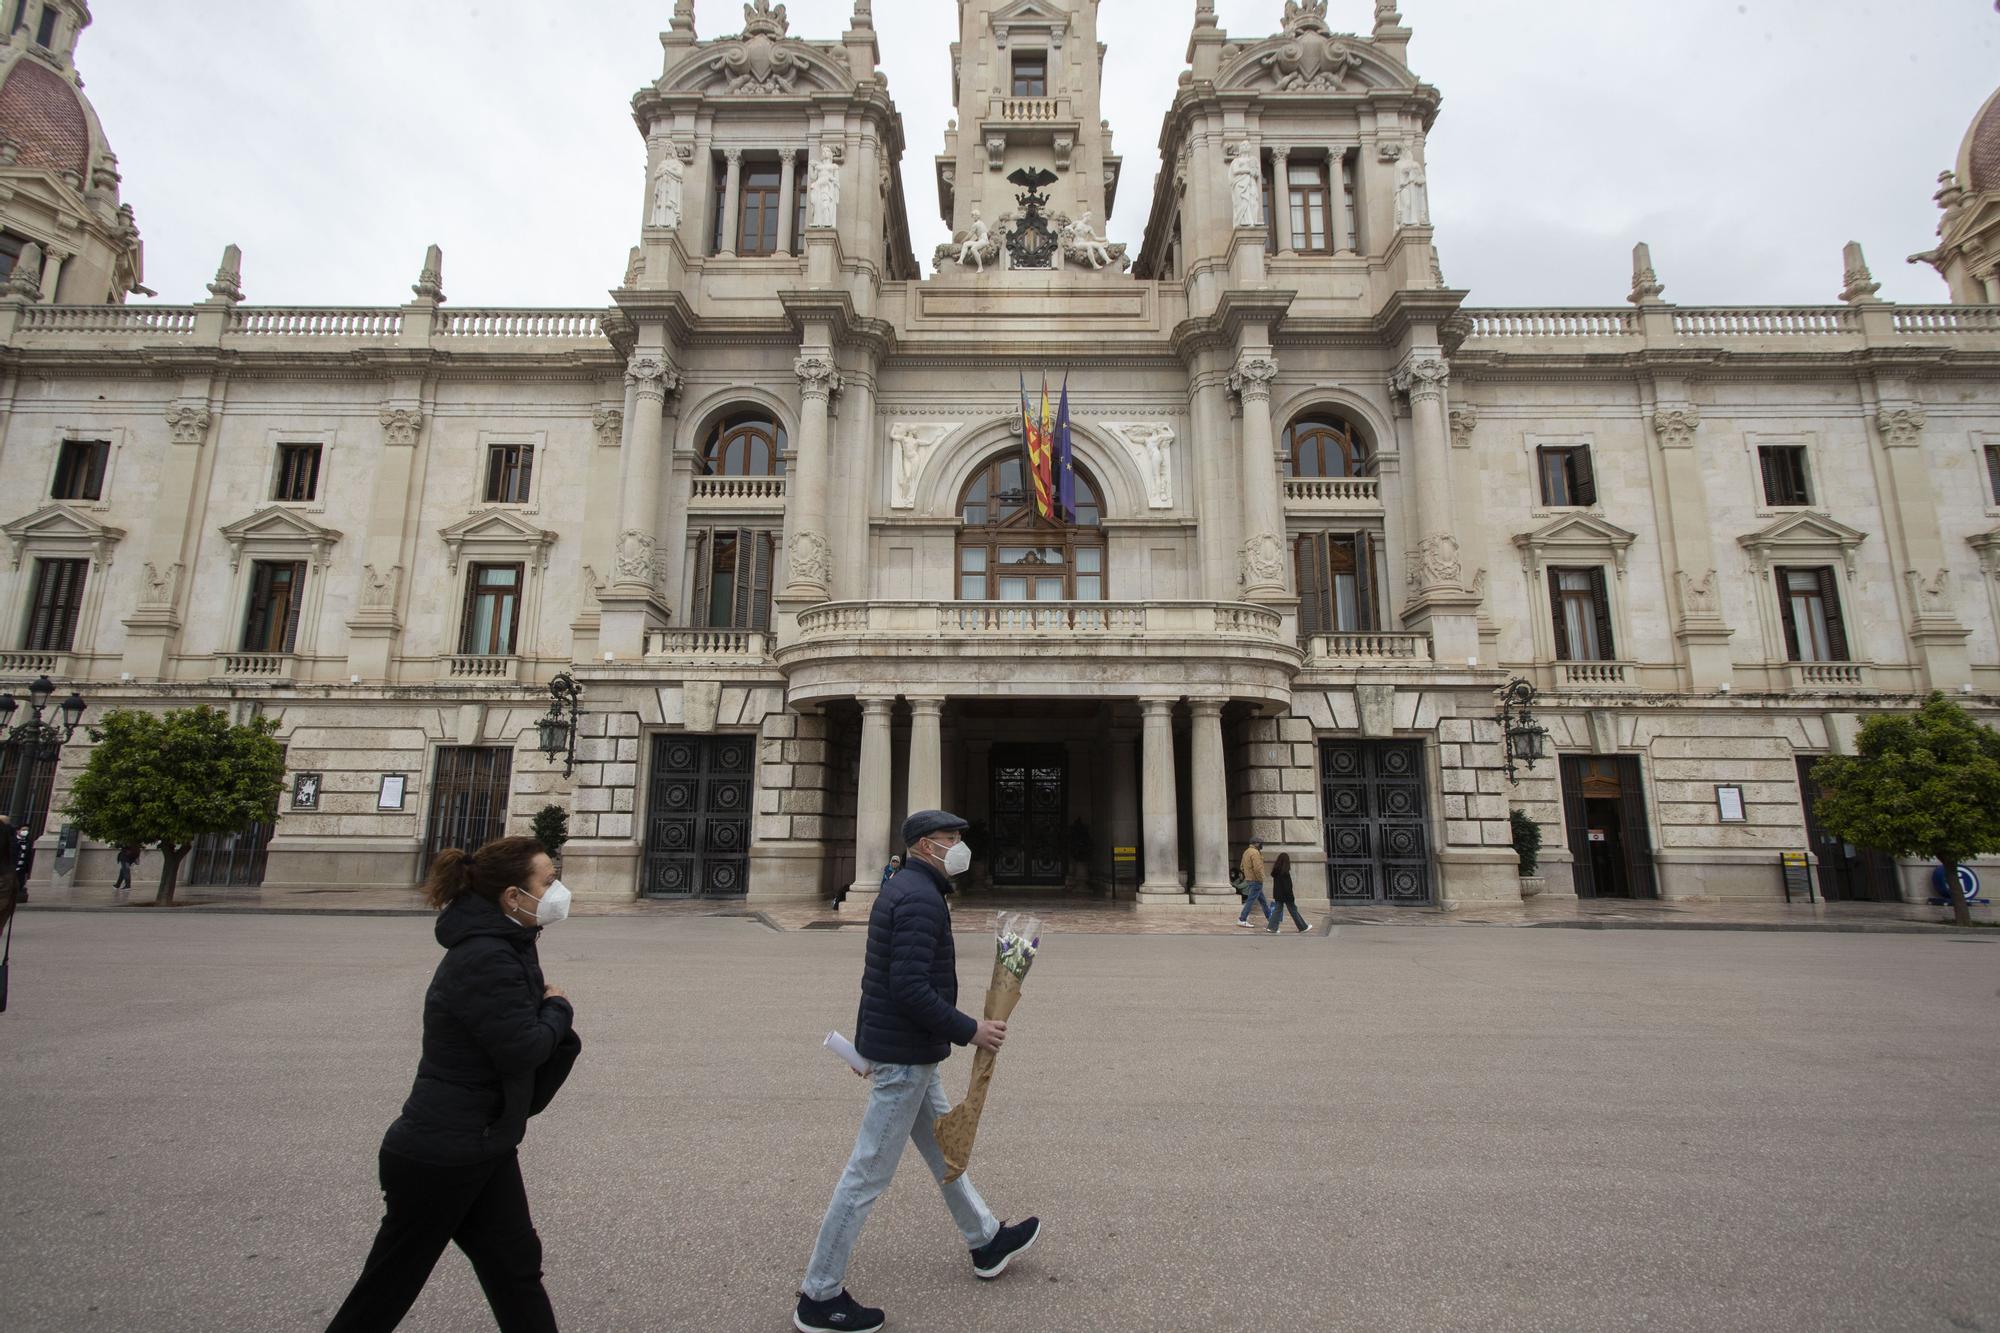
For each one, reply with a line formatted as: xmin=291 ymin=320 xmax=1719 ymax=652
xmin=823 ymin=1031 xmax=871 ymax=1076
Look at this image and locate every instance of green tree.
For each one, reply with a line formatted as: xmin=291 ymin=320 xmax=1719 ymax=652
xmin=1509 ymin=808 xmax=1543 ymax=878
xmin=1810 ymin=692 xmax=2000 ymax=928
xmin=531 ymin=804 xmax=569 ymax=865
xmin=64 ymin=706 xmax=286 ymax=907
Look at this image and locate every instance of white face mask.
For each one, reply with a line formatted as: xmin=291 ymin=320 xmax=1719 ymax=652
xmin=932 ymin=839 xmax=972 ymax=877
xmin=517 ymin=880 xmax=572 ymax=927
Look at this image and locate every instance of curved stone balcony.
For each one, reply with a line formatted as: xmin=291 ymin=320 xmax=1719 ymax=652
xmin=776 ymin=599 xmax=1301 ymax=707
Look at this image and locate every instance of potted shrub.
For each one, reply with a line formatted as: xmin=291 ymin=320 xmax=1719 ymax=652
xmin=532 ymin=804 xmax=570 ymax=872
xmin=1510 ymin=808 xmax=1546 ymax=898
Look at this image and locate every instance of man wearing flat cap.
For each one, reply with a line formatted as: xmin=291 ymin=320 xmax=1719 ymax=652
xmin=793 ymin=809 xmax=1041 ymax=1333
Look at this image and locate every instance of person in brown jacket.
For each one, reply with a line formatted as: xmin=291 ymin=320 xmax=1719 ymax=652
xmin=1236 ymin=838 xmax=1273 ymax=927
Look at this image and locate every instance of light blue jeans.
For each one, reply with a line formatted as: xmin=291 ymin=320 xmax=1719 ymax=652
xmin=802 ymin=1061 xmax=1000 ymax=1301
xmin=1238 ymin=881 xmax=1271 ymax=923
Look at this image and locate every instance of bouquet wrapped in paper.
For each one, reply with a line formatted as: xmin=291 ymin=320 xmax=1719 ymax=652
xmin=935 ymin=913 xmax=1042 ymax=1183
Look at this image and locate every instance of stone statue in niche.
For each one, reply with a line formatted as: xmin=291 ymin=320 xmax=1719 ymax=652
xmin=1394 ymin=152 xmax=1430 ymax=228
xmin=649 ymin=152 xmax=685 ymax=230
xmin=807 ymin=155 xmax=841 ymax=229
xmin=1228 ymin=144 xmax=1262 ymax=228
xmin=889 ymin=423 xmax=957 ymax=509
xmin=1106 ymin=422 xmax=1175 ymax=509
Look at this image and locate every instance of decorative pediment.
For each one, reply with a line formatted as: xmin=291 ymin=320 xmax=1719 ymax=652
xmin=1738 ymin=511 xmax=1868 ymax=578
xmin=1216 ymin=25 xmax=1418 ymax=95
xmin=219 ymin=506 xmax=343 ymax=571
xmin=2 ymin=504 xmax=126 ymax=571
xmin=1512 ymin=513 xmax=1640 ymax=575
xmin=659 ymin=2 xmax=854 ymax=97
xmin=991 ymin=0 xmax=1072 ymax=44
xmin=438 ymin=509 xmax=558 ymax=573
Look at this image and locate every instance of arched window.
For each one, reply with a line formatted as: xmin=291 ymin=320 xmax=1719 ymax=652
xmin=701 ymin=410 xmax=787 ymax=477
xmin=1285 ymin=413 xmax=1372 ymax=478
xmin=956 ymin=453 xmax=1105 ymax=601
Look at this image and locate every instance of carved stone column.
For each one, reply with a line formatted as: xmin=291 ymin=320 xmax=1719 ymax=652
xmin=1271 ymin=148 xmax=1294 ymax=255
xmin=1392 ymin=349 xmax=1480 ymax=663
xmin=121 ymin=396 xmax=215 ymax=679
xmin=340 ymin=402 xmax=427 ymax=684
xmin=1137 ymin=696 xmax=1186 ymax=904
xmin=1332 ymin=149 xmax=1354 ymax=254
xmin=719 ymin=149 xmax=743 ymax=257
xmin=1188 ymin=698 xmax=1233 ymax=901
xmin=1648 ymin=400 xmax=1733 ymax=688
xmin=600 ymin=354 xmax=678 ymax=658
xmin=776 ymin=150 xmax=799 ymax=256
xmin=906 ymin=696 xmax=944 ymax=814
xmin=846 ymin=696 xmax=895 ymax=908
xmin=1873 ymin=401 xmax=1972 ymax=688
xmin=1228 ymin=350 xmax=1288 ymax=600
xmin=781 ymin=350 xmax=841 ymax=603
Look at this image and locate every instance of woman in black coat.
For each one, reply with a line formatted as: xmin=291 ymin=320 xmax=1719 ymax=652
xmin=1266 ymin=851 xmax=1312 ymax=933
xmin=327 ymin=836 xmax=581 ymax=1333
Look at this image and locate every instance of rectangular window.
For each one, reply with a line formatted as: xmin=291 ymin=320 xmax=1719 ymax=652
xmin=1548 ymin=566 xmax=1615 ymax=661
xmin=1011 ymin=51 xmax=1047 ymax=97
xmin=736 ymin=162 xmax=782 ymax=257
xmin=1536 ymin=445 xmax=1596 ymax=507
xmin=1287 ymin=160 xmax=1331 ymax=253
xmin=484 ymin=443 xmax=533 ymax=504
xmin=1340 ymin=151 xmax=1358 ymax=251
xmin=50 ymin=439 xmax=109 ymax=501
xmin=35 ymin=4 xmax=55 ymax=46
xmin=460 ymin=563 xmax=523 ymax=656
xmin=0 ymin=232 xmax=21 ymax=280
xmin=1294 ymin=533 xmax=1380 ymax=636
xmin=240 ymin=560 xmax=306 ymax=654
xmin=274 ymin=443 xmax=322 ymax=502
xmin=23 ymin=557 xmax=86 ymax=652
xmin=1986 ymin=445 xmax=2000 ymax=505
xmin=1777 ymin=565 xmax=1849 ymax=663
xmin=1759 ymin=445 xmax=1811 ymax=507
xmin=691 ymin=529 xmax=775 ymax=630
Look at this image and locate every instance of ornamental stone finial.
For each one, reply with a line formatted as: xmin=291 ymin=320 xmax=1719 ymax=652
xmin=411 ymin=243 xmax=445 ymax=304
xmin=1839 ymin=240 xmax=1881 ymax=305
xmin=206 ymin=243 xmax=245 ymax=305
xmin=1628 ymin=242 xmax=1665 ymax=306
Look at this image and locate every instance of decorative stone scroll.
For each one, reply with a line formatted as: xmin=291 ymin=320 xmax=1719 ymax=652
xmin=708 ymin=1 xmax=805 ymax=95
xmin=1238 ymin=533 xmax=1286 ymax=591
xmin=379 ymin=406 xmax=423 ymax=447
xmin=1406 ymin=533 xmax=1462 ymax=591
xmin=1652 ymin=405 xmax=1701 ymax=448
xmin=1104 ymin=422 xmax=1176 ymax=509
xmin=1877 ymin=406 xmax=1927 ymax=448
xmin=890 ymin=422 xmax=957 ymax=509
xmin=794 ymin=353 xmax=842 ymax=401
xmin=1390 ymin=354 xmax=1449 ymax=404
xmin=1230 ymin=353 xmax=1280 ymax=402
xmin=789 ymin=529 xmax=832 ymax=587
xmin=626 ymin=355 xmax=680 ymax=401
xmin=166 ymin=402 xmax=213 ymax=446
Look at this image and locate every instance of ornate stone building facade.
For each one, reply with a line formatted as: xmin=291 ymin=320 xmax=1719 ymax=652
xmin=2 ymin=0 xmax=1997 ymax=907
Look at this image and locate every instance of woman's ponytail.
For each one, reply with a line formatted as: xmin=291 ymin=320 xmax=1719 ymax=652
xmin=420 ymin=847 xmax=475 ymax=909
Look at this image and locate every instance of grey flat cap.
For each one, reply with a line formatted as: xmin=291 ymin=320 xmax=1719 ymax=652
xmin=902 ymin=808 xmax=969 ymax=845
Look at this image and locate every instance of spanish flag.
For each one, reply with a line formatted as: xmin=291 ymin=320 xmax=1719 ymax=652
xmin=1020 ymin=372 xmax=1055 ymax=522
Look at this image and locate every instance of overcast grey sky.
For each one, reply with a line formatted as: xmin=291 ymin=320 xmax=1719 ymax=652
xmin=82 ymin=1 xmax=1996 ymax=309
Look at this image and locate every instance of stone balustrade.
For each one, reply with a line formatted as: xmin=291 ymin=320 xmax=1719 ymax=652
xmin=19 ymin=304 xmax=200 ymax=335
xmin=442 ymin=654 xmax=520 ymax=682
xmin=3 ymin=304 xmax=612 ymax=353
xmin=1283 ymin=477 xmax=1380 ymax=507
xmin=690 ymin=476 xmax=787 ymax=505
xmin=996 ymin=97 xmax=1060 ymax=122
xmin=435 ymin=309 xmax=605 ymax=339
xmin=1460 ymin=304 xmax=2000 ymax=354
xmin=1304 ymin=631 xmax=1432 ymax=663
xmin=215 ymin=653 xmax=296 ymax=681
xmin=1787 ymin=661 xmax=1875 ymax=692
xmin=1555 ymin=660 xmax=1634 ymax=688
xmin=793 ymin=599 xmax=1286 ymax=639
xmin=231 ymin=308 xmax=405 ymax=338
xmin=0 ymin=651 xmax=62 ymax=676
xmin=644 ymin=629 xmax=770 ymax=660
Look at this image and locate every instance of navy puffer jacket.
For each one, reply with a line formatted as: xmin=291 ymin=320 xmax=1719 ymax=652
xmin=380 ymin=892 xmax=580 ymax=1166
xmin=854 ymin=859 xmax=977 ymax=1066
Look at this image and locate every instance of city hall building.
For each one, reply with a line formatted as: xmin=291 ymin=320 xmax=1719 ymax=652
xmin=1 ymin=0 xmax=1997 ymax=908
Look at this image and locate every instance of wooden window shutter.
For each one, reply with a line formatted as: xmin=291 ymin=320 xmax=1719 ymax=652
xmin=1588 ymin=566 xmax=1616 ymax=661
xmin=750 ymin=531 xmax=775 ymax=631
xmin=1987 ymin=446 xmax=2000 ymax=504
xmin=280 ymin=562 xmax=307 ymax=653
xmin=242 ymin=564 xmax=272 ymax=651
xmin=459 ymin=566 xmax=483 ymax=654
xmin=1546 ymin=566 xmax=1570 ymax=660
xmin=1759 ymin=448 xmax=1783 ymax=505
xmin=1559 ymin=758 xmax=1595 ymax=898
xmin=1816 ymin=565 xmax=1849 ymax=662
xmin=731 ymin=528 xmax=756 ymax=628
xmin=690 ymin=531 xmax=711 ymax=627
xmin=1357 ymin=531 xmax=1378 ymax=632
xmin=1775 ymin=568 xmax=1802 ymax=661
xmin=1572 ymin=448 xmax=1597 ymax=507
xmin=504 ymin=565 xmax=523 ymax=655
xmin=1294 ymin=534 xmax=1324 ymax=637
xmin=51 ymin=559 xmax=85 ymax=651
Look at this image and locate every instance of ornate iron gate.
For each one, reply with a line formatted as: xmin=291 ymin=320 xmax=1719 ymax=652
xmin=643 ymin=734 xmax=753 ymax=898
xmin=186 ymin=822 xmax=274 ymax=888
xmin=423 ymin=746 xmax=513 ymax=870
xmin=1319 ymin=740 xmax=1432 ymax=905
xmin=989 ymin=745 xmax=1068 ymax=885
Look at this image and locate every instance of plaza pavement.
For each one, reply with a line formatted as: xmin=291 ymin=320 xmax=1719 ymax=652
xmin=0 ymin=911 xmax=1996 ymax=1332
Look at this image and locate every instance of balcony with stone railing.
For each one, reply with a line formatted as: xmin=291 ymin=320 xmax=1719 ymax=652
xmin=1302 ymin=632 xmax=1432 ymax=665
xmin=213 ymin=653 xmax=298 ymax=682
xmin=5 ymin=304 xmax=613 ymax=356
xmin=441 ymin=654 xmax=521 ymax=683
xmin=0 ymin=650 xmax=65 ymax=678
xmin=1283 ymin=477 xmax=1381 ymax=511
xmin=777 ymin=599 xmax=1301 ymax=707
xmin=1786 ymin=660 xmax=1876 ymax=693
xmin=1457 ymin=304 xmax=2000 ymax=358
xmin=1553 ymin=660 xmax=1636 ymax=689
xmin=992 ymin=96 xmax=1065 ymax=124
xmin=644 ymin=628 xmax=771 ymax=664
xmin=690 ymin=476 xmax=788 ymax=507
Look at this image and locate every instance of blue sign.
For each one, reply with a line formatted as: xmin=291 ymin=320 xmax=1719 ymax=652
xmin=1928 ymin=864 xmax=1985 ymax=905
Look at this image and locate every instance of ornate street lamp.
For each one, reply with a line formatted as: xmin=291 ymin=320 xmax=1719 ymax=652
xmin=1496 ymin=676 xmax=1548 ymax=784
xmin=0 ymin=675 xmax=86 ymax=831
xmin=536 ymin=672 xmax=584 ymax=778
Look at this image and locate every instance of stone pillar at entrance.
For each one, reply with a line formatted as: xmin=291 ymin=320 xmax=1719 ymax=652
xmin=1188 ymin=698 xmax=1233 ymax=901
xmin=845 ymin=697 xmax=894 ymax=908
xmin=1138 ymin=696 xmax=1186 ymax=904
xmin=1393 ymin=349 xmax=1482 ymax=665
xmin=906 ymin=696 xmax=943 ymax=814
xmin=1229 ymin=349 xmax=1288 ymax=601
xmin=781 ymin=348 xmax=840 ymax=603
xmin=600 ymin=353 xmax=678 ymax=659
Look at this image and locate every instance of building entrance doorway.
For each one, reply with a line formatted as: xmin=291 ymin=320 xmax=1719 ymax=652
xmin=988 ymin=745 xmax=1068 ymax=886
xmin=1795 ymin=756 xmax=1900 ymax=902
xmin=1559 ymin=755 xmax=1657 ymax=898
xmin=1319 ymin=740 xmax=1433 ymax=904
xmin=642 ymin=734 xmax=753 ymax=898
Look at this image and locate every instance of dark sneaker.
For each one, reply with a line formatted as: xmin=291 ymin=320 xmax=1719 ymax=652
xmin=794 ymin=1289 xmax=885 ymax=1333
xmin=971 ymin=1216 xmax=1041 ymax=1279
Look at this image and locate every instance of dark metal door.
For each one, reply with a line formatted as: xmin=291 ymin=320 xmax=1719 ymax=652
xmin=186 ymin=822 xmax=274 ymax=887
xmin=1796 ymin=756 xmax=1899 ymax=901
xmin=424 ymin=746 xmax=513 ymax=870
xmin=643 ymin=734 xmax=753 ymax=898
xmin=0 ymin=746 xmax=56 ymax=840
xmin=1560 ymin=756 xmax=1657 ymax=899
xmin=989 ymin=745 xmax=1068 ymax=885
xmin=1320 ymin=740 xmax=1432 ymax=904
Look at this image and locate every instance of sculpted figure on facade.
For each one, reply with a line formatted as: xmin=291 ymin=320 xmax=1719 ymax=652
xmin=139 ymin=561 xmax=179 ymax=608
xmin=1394 ymin=152 xmax=1431 ymax=229
xmin=1678 ymin=569 xmax=1719 ymax=617
xmin=593 ymin=406 xmax=625 ymax=446
xmin=1228 ymin=144 xmax=1263 ymax=229
xmin=615 ymin=529 xmax=663 ymax=589
xmin=889 ymin=423 xmax=957 ymax=510
xmin=1407 ymin=533 xmax=1463 ymax=590
xmin=806 ymin=154 xmax=841 ymax=229
xmin=1239 ymin=533 xmax=1286 ymax=591
xmin=1877 ymin=405 xmax=1927 ymax=447
xmin=623 ymin=246 xmax=645 ymax=286
xmin=1263 ymin=2 xmax=1364 ymax=92
xmin=1448 ymin=404 xmax=1479 ymax=448
xmin=649 ymin=151 xmax=685 ymax=230
xmin=1106 ymin=423 xmax=1176 ymax=509
xmin=166 ymin=402 xmax=213 ymax=445
xmin=1061 ymin=207 xmax=1115 ymax=269
xmin=379 ymin=406 xmax=423 ymax=446
xmin=789 ymin=529 xmax=833 ymax=588
xmin=938 ymin=208 xmax=997 ymax=272
xmin=1652 ymin=405 xmax=1701 ymax=448
xmin=1907 ymin=568 xmax=1954 ymax=616
xmin=360 ymin=564 xmax=401 ymax=611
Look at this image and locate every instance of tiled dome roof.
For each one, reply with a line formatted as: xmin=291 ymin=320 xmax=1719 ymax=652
xmin=1968 ymin=89 xmax=2000 ymax=193
xmin=0 ymin=58 xmax=89 ymax=180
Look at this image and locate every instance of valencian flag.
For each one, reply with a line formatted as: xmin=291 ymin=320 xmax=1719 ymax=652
xmin=1019 ymin=372 xmax=1056 ymax=522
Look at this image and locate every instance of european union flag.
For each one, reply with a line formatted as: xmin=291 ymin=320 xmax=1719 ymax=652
xmin=1054 ymin=374 xmax=1076 ymax=526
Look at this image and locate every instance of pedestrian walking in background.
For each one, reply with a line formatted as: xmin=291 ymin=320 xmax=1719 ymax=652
xmin=1266 ymin=852 xmax=1311 ymax=934
xmin=10 ymin=819 xmax=30 ymax=904
xmin=794 ymin=809 xmax=1040 ymax=1333
xmin=113 ymin=843 xmax=141 ymax=893
xmin=879 ymin=853 xmax=901 ymax=890
xmin=1236 ymin=838 xmax=1272 ymax=928
xmin=325 ymin=836 xmax=581 ymax=1333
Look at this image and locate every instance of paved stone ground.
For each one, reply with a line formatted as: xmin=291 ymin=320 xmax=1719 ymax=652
xmin=1 ymin=913 xmax=1996 ymax=1333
